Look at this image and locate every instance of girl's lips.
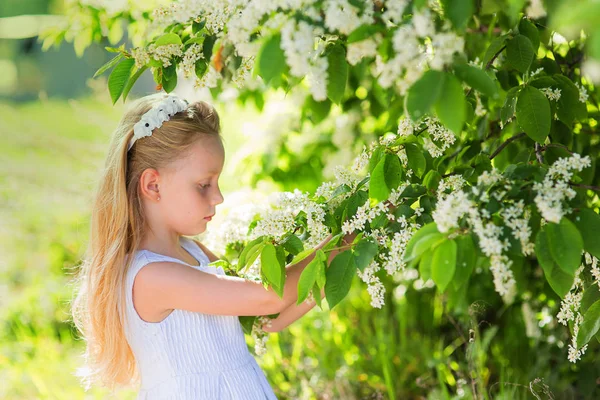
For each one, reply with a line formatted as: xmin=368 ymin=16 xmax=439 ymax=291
xmin=204 ymin=215 xmax=214 ymax=221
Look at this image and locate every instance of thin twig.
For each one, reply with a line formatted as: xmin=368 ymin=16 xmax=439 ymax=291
xmin=414 ymin=126 xmax=427 ymax=137
xmin=485 ymin=45 xmax=506 ymax=70
xmin=534 ymin=143 xmax=544 ymax=164
xmin=489 ymin=132 xmax=526 ymax=160
xmin=539 ymin=143 xmax=574 ymax=155
xmin=568 ymin=182 xmax=600 ymax=191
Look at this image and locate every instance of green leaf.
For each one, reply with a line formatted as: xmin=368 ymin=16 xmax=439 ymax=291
xmin=297 ymin=251 xmax=326 ymax=305
xmin=453 ymin=234 xmax=476 ymax=289
xmin=369 ymin=146 xmax=385 ymax=173
xmin=546 ymin=217 xmax=584 ymax=275
xmin=423 ymin=170 xmax=442 ymax=191
xmin=326 ymin=43 xmax=348 ymax=104
xmin=93 ymin=53 xmax=124 ymax=78
xmin=154 ymin=32 xmax=183 ymax=46
xmin=192 ymin=19 xmax=206 ymax=34
xmin=282 ymin=234 xmax=304 ymax=255
xmin=255 ymin=34 xmax=286 ymax=85
xmin=435 ymin=72 xmax=466 ymax=134
xmin=108 ymin=58 xmax=135 ymax=105
xmin=347 ymin=24 xmax=386 ymax=43
xmin=572 ymin=208 xmax=600 ymax=259
xmin=419 ymin=250 xmax=434 ymax=281
xmin=369 ymin=153 xmax=402 ymax=202
xmin=405 ymin=222 xmax=440 ymax=261
xmin=577 ymin=300 xmax=600 ymax=348
xmin=353 ymin=239 xmax=379 ymax=271
xmin=506 ymin=34 xmax=534 ymax=73
xmin=291 ymin=248 xmax=317 ymax=266
xmin=453 ymin=63 xmax=499 ymax=99
xmin=443 ymin=0 xmax=474 ymax=31
xmin=516 ymin=85 xmax=551 ymax=143
xmin=431 ymin=239 xmax=457 ymax=292
xmin=315 ymin=250 xmax=327 ymax=288
xmin=325 ymin=250 xmax=357 ymax=309
xmin=238 ymin=315 xmax=256 ymax=335
xmin=161 ymin=67 xmax=178 ymax=93
xmin=518 ymin=18 xmax=540 ymax=51
xmin=535 ymin=229 xmax=575 ymax=298
xmin=203 ymin=35 xmax=217 ymax=60
xmin=553 ymin=74 xmax=588 ymax=124
xmin=406 ymin=70 xmax=445 ymax=121
xmin=581 ymin=285 xmax=600 ymax=314
xmin=399 ymin=184 xmax=427 ymax=199
xmin=404 ymin=143 xmax=426 ymax=178
xmin=195 ymin=59 xmax=208 ymax=79
xmin=345 ymin=190 xmax=369 ymax=220
xmin=405 ymin=232 xmax=445 ymax=264
xmin=312 ymin=284 xmax=322 ymax=309
xmin=238 ymin=236 xmax=265 ymax=271
xmin=122 ymin=65 xmax=148 ymax=103
xmin=501 ymin=86 xmax=520 ymax=125
xmin=261 ymin=244 xmax=283 ymax=297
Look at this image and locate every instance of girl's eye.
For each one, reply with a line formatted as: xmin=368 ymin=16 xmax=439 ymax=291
xmin=199 ymin=183 xmax=210 ymax=189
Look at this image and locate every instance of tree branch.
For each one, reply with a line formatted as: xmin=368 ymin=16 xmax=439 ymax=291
xmin=489 ymin=132 xmax=526 ymax=160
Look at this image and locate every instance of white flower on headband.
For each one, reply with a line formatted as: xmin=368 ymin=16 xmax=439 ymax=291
xmin=128 ymin=94 xmax=189 ymax=151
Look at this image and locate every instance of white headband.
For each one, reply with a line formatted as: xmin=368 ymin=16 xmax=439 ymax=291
xmin=128 ymin=94 xmax=189 ymax=151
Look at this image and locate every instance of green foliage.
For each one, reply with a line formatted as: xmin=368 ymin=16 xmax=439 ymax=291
xmin=325 ymin=250 xmax=357 ymax=309
xmin=40 ymin=0 xmax=600 ymax=396
xmin=516 ymin=85 xmax=551 ymax=143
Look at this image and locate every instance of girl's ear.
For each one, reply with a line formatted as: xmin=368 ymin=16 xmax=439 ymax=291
xmin=139 ymin=168 xmax=161 ymax=201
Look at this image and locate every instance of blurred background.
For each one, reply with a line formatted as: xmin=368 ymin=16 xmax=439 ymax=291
xmin=2 ymin=1 xmax=599 ymax=399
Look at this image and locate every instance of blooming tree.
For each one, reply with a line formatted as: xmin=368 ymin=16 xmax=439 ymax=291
xmin=44 ymin=0 xmax=600 ymax=365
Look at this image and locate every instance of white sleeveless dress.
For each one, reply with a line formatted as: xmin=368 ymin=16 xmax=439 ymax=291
xmin=123 ymin=235 xmax=278 ymax=400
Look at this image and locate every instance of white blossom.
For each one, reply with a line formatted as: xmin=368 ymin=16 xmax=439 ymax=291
xmin=533 ymin=153 xmax=591 ymax=223
xmin=181 ymin=44 xmax=204 ymax=79
xmin=324 ymin=0 xmax=373 ymax=35
xmin=540 ymin=87 xmax=562 ymax=101
xmin=357 ymin=261 xmax=385 ymax=308
xmin=526 ymin=0 xmax=547 ymax=19
xmin=575 ymin=82 xmax=589 ymax=103
xmin=346 ymin=38 xmax=379 ymax=66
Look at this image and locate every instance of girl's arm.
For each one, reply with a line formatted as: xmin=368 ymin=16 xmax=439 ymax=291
xmin=136 ymin=233 xmax=345 ymax=318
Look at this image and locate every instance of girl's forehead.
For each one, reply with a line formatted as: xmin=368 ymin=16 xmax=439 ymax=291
xmin=181 ymin=137 xmax=224 ymax=174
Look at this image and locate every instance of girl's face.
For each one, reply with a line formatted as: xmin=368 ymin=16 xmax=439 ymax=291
xmin=156 ymin=135 xmax=225 ymax=235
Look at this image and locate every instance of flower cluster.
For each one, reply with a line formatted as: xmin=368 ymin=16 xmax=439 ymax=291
xmin=252 ymin=316 xmax=272 ymax=356
xmin=180 ymin=43 xmax=204 ymax=79
xmin=134 ymin=0 xmax=470 ymax=101
xmin=540 ymin=87 xmax=562 ymax=101
xmin=433 ymin=170 xmax=521 ymax=296
xmin=501 ymin=200 xmax=535 ymax=256
xmin=132 ymin=43 xmax=183 ymax=69
xmin=533 ymin=153 xmax=592 ymax=223
xmin=281 ymin=19 xmax=328 ymax=101
xmin=357 ymin=261 xmax=385 ymax=308
xmin=341 ymin=186 xmax=406 ymax=235
xmin=587 ymin=252 xmax=600 ymax=289
xmin=422 ymin=116 xmax=457 ymax=158
xmin=250 ymin=189 xmax=330 ymax=248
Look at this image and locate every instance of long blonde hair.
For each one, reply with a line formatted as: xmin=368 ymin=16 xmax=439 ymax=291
xmin=70 ymin=92 xmax=222 ymax=392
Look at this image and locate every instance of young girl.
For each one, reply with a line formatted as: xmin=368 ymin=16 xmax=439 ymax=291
xmin=71 ymin=92 xmax=355 ymax=399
